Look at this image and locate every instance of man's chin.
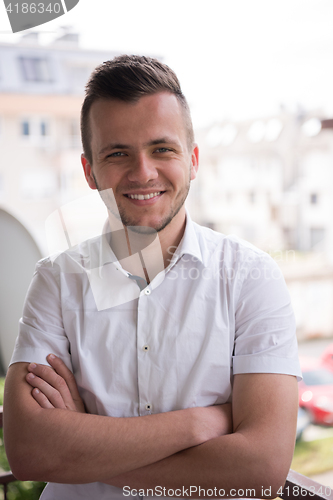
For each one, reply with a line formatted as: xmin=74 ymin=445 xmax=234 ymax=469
xmin=118 ymin=211 xmax=172 ymax=234
xmin=126 ymin=225 xmax=158 ymax=235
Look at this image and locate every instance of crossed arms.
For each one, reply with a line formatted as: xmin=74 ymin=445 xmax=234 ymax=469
xmin=3 ymin=355 xmax=298 ymax=498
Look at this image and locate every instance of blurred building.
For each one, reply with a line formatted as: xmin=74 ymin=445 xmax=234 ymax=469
xmin=188 ymin=112 xmax=333 ymax=340
xmin=0 ymin=29 xmax=120 ymax=253
xmin=191 ymin=112 xmax=333 ymax=255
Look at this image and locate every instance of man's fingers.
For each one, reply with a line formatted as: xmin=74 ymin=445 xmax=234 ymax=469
xmin=26 ymin=371 xmax=68 ymax=409
xmin=31 ymin=387 xmax=55 ymax=409
xmin=27 ymin=358 xmax=86 ymax=413
xmin=46 ymin=354 xmax=82 ymax=402
xmin=27 ymin=363 xmax=76 ymax=410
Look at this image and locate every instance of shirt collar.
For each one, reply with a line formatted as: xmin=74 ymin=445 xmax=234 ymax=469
xmin=97 ymin=221 xmax=130 ymax=278
xmin=98 ymin=210 xmax=205 ymax=275
xmin=168 ymin=209 xmax=204 ymax=268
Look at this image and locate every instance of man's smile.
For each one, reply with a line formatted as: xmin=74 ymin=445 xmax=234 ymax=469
xmin=125 ymin=191 xmax=163 ymax=200
xmin=123 ymin=191 xmax=165 ymax=204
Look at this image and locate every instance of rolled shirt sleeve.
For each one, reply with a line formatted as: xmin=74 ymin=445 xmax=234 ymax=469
xmin=232 ymin=250 xmax=302 ymax=381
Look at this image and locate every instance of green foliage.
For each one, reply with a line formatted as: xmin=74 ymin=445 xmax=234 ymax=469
xmin=1 ymin=481 xmax=46 ymax=500
xmin=0 ymin=378 xmax=4 ymax=405
xmin=0 ymin=378 xmax=46 ymax=499
xmin=292 ymin=435 xmax=333 ymax=476
xmin=0 ymin=429 xmax=9 ymax=472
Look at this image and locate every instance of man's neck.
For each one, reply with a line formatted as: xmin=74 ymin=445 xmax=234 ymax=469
xmin=106 ymin=211 xmax=186 ymax=282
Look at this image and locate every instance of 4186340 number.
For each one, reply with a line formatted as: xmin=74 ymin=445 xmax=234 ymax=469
xmin=5 ymin=3 xmax=61 ymax=14
xmin=277 ymin=485 xmax=332 ymax=497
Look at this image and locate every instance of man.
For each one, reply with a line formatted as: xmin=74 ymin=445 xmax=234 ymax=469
xmin=4 ymin=55 xmax=301 ymax=500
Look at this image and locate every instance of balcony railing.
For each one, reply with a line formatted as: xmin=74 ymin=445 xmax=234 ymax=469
xmin=281 ymin=470 xmax=333 ymax=500
xmin=1 ymin=406 xmax=333 ymax=500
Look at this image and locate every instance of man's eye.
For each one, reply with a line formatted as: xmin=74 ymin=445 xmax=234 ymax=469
xmin=105 ymin=151 xmax=125 ymax=160
xmin=108 ymin=151 xmax=124 ymax=158
xmin=155 ymin=148 xmax=172 ymax=153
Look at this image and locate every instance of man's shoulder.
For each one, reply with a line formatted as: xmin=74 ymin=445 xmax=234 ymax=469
xmin=192 ymin=221 xmax=270 ymax=265
xmin=36 ymin=234 xmax=104 ymax=274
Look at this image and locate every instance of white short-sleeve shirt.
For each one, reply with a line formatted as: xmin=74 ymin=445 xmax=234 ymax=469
xmin=10 ymin=214 xmax=302 ymax=500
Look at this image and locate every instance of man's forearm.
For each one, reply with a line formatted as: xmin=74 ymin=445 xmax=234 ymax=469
xmin=4 ymin=363 xmax=231 ymax=483
xmin=107 ymin=429 xmax=287 ymax=499
xmin=107 ymin=374 xmax=299 ymax=499
xmin=7 ymin=406 xmax=200 ymax=482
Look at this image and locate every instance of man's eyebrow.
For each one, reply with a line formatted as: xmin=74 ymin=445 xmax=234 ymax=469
xmin=144 ymin=137 xmax=180 ymax=147
xmin=98 ymin=143 xmax=130 ymax=156
xmin=98 ymin=138 xmax=180 ymax=156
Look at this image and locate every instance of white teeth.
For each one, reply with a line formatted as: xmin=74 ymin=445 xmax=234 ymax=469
xmin=127 ymin=192 xmax=161 ymax=200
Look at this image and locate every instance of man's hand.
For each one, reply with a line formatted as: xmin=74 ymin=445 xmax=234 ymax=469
xmin=26 ymin=354 xmax=86 ymax=413
xmin=26 ymin=355 xmax=232 ymax=440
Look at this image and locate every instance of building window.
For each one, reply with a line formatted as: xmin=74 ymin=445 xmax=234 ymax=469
xmin=21 ymin=120 xmax=30 ymax=136
xmin=20 ymin=118 xmax=51 ymax=141
xmin=19 ymin=57 xmax=52 ymax=82
xmin=69 ymin=119 xmax=81 ymax=148
xmin=310 ymin=227 xmax=325 ymax=250
xmin=40 ymin=121 xmax=48 ymax=136
xmin=310 ymin=193 xmax=318 ymax=204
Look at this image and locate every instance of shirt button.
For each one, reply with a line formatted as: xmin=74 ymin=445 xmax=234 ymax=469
xmin=145 ymin=403 xmax=152 ymax=411
xmin=144 ymin=288 xmax=151 ymax=295
xmin=143 ymin=344 xmax=150 ymax=351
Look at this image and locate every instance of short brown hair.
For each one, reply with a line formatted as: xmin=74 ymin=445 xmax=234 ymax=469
xmin=81 ymin=54 xmax=194 ymax=164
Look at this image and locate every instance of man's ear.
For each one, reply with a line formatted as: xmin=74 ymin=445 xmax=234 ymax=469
xmin=190 ymin=143 xmax=199 ymax=181
xmin=81 ymin=154 xmax=97 ymax=190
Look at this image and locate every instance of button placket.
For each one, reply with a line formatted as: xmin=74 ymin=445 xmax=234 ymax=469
xmin=137 ymin=293 xmax=154 ymax=416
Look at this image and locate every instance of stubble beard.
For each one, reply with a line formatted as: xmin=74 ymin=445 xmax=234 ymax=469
xmin=92 ymin=169 xmax=191 ymax=235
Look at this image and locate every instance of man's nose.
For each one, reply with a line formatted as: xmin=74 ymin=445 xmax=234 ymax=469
xmin=127 ymin=154 xmax=158 ymax=184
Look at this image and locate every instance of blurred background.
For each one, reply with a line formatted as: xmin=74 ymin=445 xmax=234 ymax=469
xmin=1 ymin=0 xmax=333 ymax=495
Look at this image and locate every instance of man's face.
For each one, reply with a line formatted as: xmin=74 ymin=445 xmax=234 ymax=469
xmin=81 ymin=92 xmax=199 ymax=233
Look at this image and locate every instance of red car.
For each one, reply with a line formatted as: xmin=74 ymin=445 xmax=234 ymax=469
xmin=320 ymin=343 xmax=333 ymax=372
xmin=299 ymin=358 xmax=333 ymax=425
